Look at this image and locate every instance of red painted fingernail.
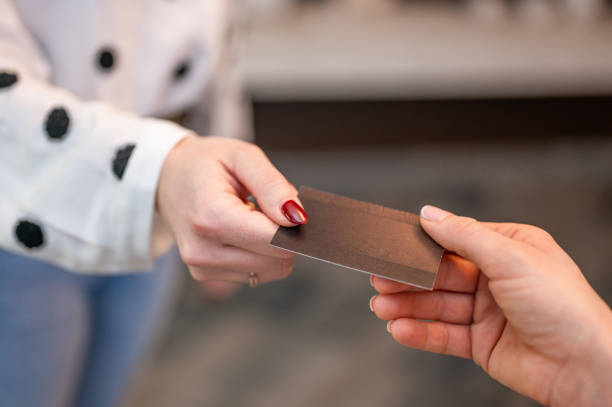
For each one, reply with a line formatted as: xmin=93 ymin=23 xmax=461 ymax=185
xmin=282 ymin=200 xmax=308 ymax=225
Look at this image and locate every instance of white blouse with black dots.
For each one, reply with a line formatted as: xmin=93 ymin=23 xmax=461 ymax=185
xmin=0 ymin=0 xmax=247 ymax=272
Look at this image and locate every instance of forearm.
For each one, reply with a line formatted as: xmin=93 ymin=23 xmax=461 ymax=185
xmin=0 ymin=69 xmax=189 ymax=271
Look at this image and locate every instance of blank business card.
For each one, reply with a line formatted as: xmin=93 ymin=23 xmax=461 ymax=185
xmin=270 ymin=186 xmax=443 ymax=290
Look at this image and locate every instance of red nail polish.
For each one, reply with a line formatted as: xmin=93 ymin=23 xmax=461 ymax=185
xmin=282 ymin=200 xmax=308 ymax=225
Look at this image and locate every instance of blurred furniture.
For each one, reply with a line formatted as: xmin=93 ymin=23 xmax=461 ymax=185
xmin=236 ymin=0 xmax=612 ymax=148
xmin=239 ymin=0 xmax=612 ymax=101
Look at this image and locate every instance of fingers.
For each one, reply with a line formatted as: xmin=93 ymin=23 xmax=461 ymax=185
xmin=219 ymin=245 xmax=295 ymax=277
xmin=371 ymin=291 xmax=474 ymax=324
xmin=371 ymin=253 xmax=479 ymax=294
xmin=225 ymin=142 xmax=307 ymax=227
xmin=189 ymin=267 xmax=246 ymax=283
xmin=217 ymin=203 xmax=293 ymax=258
xmin=481 ymin=222 xmax=557 ymax=249
xmin=370 ymin=275 xmax=425 ymax=294
xmin=189 ymin=188 xmax=290 ymax=258
xmin=387 ymin=318 xmax=472 ymax=359
xmin=419 ymin=205 xmax=520 ymax=279
xmin=179 ymin=227 xmax=295 ymax=284
xmin=190 ymin=266 xmax=290 ymax=284
xmin=188 ymin=247 xmax=294 ymax=283
xmin=435 ymin=253 xmax=480 ymax=292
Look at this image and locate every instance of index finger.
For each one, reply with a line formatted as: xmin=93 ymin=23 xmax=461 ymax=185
xmin=371 ymin=253 xmax=479 ymax=294
xmin=217 ymin=197 xmax=292 ymax=259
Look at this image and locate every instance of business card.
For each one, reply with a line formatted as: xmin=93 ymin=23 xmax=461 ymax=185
xmin=270 ymin=186 xmax=443 ymax=289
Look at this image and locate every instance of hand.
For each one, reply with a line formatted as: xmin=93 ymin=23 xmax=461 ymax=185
xmin=370 ymin=206 xmax=612 ymax=407
xmin=156 ymin=136 xmax=307 ymax=285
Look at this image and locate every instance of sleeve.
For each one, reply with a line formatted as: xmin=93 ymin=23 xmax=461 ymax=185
xmin=210 ymin=28 xmax=254 ymax=143
xmin=184 ymin=0 xmax=254 ymax=142
xmin=0 ymin=0 xmax=191 ymax=272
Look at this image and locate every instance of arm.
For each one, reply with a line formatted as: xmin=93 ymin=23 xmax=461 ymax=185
xmin=1 ymin=0 xmax=305 ymax=283
xmin=0 ymin=1 xmax=190 ymax=271
xmin=370 ymin=206 xmax=612 ymax=406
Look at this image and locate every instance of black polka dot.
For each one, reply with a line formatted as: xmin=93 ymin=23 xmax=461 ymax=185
xmin=45 ymin=107 xmax=71 ymax=140
xmin=97 ymin=47 xmax=116 ymax=72
xmin=112 ymin=143 xmax=136 ymax=180
xmin=15 ymin=220 xmax=45 ymax=249
xmin=0 ymin=71 xmax=18 ymax=89
xmin=174 ymin=61 xmax=190 ymax=81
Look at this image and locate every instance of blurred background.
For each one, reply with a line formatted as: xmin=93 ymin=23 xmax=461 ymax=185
xmin=125 ymin=1 xmax=612 ymax=406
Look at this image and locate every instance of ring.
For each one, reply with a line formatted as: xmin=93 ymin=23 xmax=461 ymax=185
xmin=248 ymin=272 xmax=258 ymax=288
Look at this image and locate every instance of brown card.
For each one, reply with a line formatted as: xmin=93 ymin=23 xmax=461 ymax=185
xmin=270 ymin=186 xmax=443 ymax=290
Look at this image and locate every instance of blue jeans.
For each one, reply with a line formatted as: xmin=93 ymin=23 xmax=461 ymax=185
xmin=0 ymin=248 xmax=180 ymax=407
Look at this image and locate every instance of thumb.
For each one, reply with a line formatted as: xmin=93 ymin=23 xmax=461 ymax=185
xmin=420 ymin=205 xmax=517 ymax=278
xmin=228 ymin=143 xmax=308 ymax=227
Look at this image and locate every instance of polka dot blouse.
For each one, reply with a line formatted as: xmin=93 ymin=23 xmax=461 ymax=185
xmin=0 ymin=0 xmax=243 ymax=272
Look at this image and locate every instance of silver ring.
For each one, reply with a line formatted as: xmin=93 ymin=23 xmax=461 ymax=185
xmin=248 ymin=272 xmax=258 ymax=288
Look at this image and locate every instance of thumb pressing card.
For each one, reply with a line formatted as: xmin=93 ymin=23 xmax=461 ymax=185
xmin=270 ymin=186 xmax=443 ymax=290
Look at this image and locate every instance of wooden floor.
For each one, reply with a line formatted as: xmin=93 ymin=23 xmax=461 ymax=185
xmin=124 ymin=135 xmax=612 ymax=407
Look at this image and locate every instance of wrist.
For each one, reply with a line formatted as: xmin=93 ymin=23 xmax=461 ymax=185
xmin=551 ymin=306 xmax=612 ymax=407
xmin=155 ymin=134 xmax=194 ymax=214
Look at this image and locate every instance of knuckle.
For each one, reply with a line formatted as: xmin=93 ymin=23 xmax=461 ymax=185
xmin=180 ymin=245 xmax=216 ymax=269
xmin=191 ymin=221 xmax=210 ymax=237
xmin=529 ymin=225 xmax=554 ymax=241
xmin=432 ymin=293 xmax=444 ymax=320
xmin=386 ymin=297 xmax=402 ymax=318
xmin=248 ymin=143 xmax=265 ymax=156
xmin=261 ymin=173 xmax=288 ymax=194
xmin=190 ymin=214 xmax=211 ymax=236
xmin=439 ymin=326 xmax=451 ymax=354
xmin=179 ymin=243 xmax=199 ymax=266
xmin=208 ymin=197 xmax=232 ymax=222
xmin=236 ymin=142 xmax=263 ymax=161
xmin=191 ymin=211 xmax=223 ymax=238
xmin=188 ymin=267 xmax=207 ymax=282
xmin=452 ymin=216 xmax=481 ymax=238
xmin=510 ymin=223 xmax=554 ymax=242
xmin=502 ymin=223 xmax=527 ymax=240
xmin=426 ymin=323 xmax=450 ymax=355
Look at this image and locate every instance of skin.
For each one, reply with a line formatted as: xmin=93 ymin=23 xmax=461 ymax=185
xmin=156 ymin=136 xmax=301 ymax=285
xmin=370 ymin=206 xmax=612 ymax=407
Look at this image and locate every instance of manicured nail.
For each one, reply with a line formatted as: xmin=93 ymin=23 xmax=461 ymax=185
xmin=387 ymin=320 xmax=394 ymax=333
xmin=420 ymin=205 xmax=451 ymax=222
xmin=369 ymin=295 xmax=377 ymax=312
xmin=369 ymin=274 xmax=375 ymax=288
xmin=282 ymin=200 xmax=308 ymax=225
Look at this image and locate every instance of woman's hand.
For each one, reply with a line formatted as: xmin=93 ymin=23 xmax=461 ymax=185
xmin=156 ymin=136 xmax=307 ymax=285
xmin=370 ymin=206 xmax=612 ymax=407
